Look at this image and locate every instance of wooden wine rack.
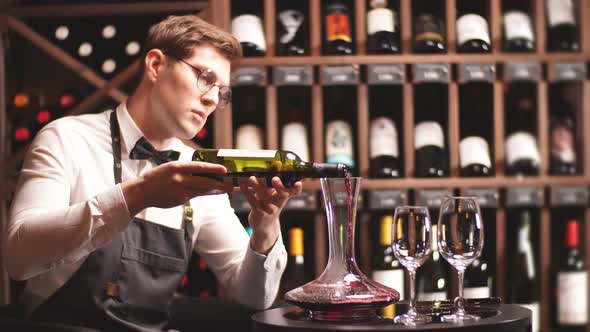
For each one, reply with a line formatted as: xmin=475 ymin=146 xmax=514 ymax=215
xmin=211 ymin=1 xmax=590 ymax=331
xmin=0 ymin=1 xmax=588 ymax=331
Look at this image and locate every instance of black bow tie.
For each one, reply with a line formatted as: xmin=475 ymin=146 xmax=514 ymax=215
xmin=129 ymin=137 xmax=180 ymax=165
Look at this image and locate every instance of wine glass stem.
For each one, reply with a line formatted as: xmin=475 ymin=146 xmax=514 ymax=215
xmin=409 ymin=270 xmax=417 ymax=315
xmin=457 ymin=269 xmax=466 ymax=316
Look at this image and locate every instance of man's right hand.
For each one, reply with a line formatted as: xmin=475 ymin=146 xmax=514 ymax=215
xmin=121 ymin=161 xmax=234 ymax=216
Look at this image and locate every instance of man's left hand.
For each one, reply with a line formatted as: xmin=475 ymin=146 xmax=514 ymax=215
xmin=240 ymin=176 xmax=302 ymax=254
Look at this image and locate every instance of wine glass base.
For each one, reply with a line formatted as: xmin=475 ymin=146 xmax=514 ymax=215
xmin=440 ymin=313 xmax=480 ymax=323
xmin=394 ymin=313 xmax=432 ymax=325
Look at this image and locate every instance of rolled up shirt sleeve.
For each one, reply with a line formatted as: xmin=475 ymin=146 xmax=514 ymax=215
xmin=193 ymin=194 xmax=287 ymax=310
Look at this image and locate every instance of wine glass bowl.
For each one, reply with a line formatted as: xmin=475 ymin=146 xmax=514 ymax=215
xmin=391 ymin=206 xmax=432 ymax=325
xmin=437 ymin=196 xmax=485 ymax=323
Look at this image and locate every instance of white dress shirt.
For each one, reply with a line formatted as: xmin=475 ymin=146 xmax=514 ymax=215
xmin=4 ymin=103 xmax=287 ymax=316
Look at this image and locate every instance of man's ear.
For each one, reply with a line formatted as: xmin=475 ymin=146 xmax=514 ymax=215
xmin=144 ymin=49 xmax=167 ymax=82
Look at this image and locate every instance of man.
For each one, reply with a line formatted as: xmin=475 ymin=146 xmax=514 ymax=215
xmin=3 ymin=14 xmax=301 ymax=331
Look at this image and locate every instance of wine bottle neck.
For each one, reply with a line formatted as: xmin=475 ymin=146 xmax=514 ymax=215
xmin=310 ymin=162 xmax=349 ymax=178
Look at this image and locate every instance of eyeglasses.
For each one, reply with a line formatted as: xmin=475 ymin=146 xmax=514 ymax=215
xmin=166 ymin=54 xmax=232 ymax=110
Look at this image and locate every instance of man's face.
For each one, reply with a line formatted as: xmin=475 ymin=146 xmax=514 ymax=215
xmin=151 ymin=44 xmax=231 ymax=140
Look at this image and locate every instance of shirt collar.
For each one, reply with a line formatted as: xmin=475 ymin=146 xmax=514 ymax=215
xmin=115 ymin=103 xmax=144 ymax=159
xmin=115 ymin=102 xmax=191 ymax=160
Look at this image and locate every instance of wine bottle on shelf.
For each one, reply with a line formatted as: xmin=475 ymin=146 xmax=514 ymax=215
xmin=463 ymin=256 xmax=492 ymax=299
xmin=456 ymin=2 xmax=492 ymax=53
xmin=233 ymin=88 xmax=266 ymax=149
xmin=546 ymin=0 xmax=580 ymax=52
xmin=324 ymin=87 xmax=356 ymax=173
xmin=366 ymin=0 xmax=400 ymax=54
xmin=549 ymin=85 xmax=578 ymax=175
xmin=323 ymin=0 xmax=354 ymax=55
xmin=276 ymin=3 xmax=308 ymax=56
xmin=459 ymin=83 xmax=494 ymax=177
xmin=412 ymin=1 xmax=446 ymax=53
xmin=57 ymin=88 xmax=81 ymax=113
xmin=235 ymin=124 xmax=264 ymax=150
xmin=280 ymin=93 xmax=311 ymax=162
xmin=505 ymin=83 xmax=540 ymax=176
xmin=502 ymin=2 xmax=535 ymax=52
xmin=557 ymin=219 xmax=588 ymax=331
xmin=414 ymin=85 xmax=449 ymax=178
xmin=372 ymin=215 xmax=405 ymax=298
xmin=507 ymin=209 xmax=540 ymax=332
xmin=372 ymin=214 xmax=405 ymax=319
xmin=192 ymin=149 xmax=349 ymax=187
xmin=279 ymin=227 xmax=310 ymax=298
xmin=417 ymin=223 xmax=449 ymax=301
xmin=369 ymin=117 xmax=401 ymax=178
xmin=231 ymin=2 xmax=267 ymax=57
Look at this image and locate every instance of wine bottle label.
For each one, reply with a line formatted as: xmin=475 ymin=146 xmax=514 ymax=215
xmin=372 ymin=269 xmax=405 ymax=299
xmin=503 ymin=11 xmax=534 ymax=42
xmin=281 ymin=123 xmax=310 ymax=162
xmin=558 ymin=271 xmax=588 ymax=325
xmin=551 ymin=122 xmax=576 ymax=163
xmin=547 ymin=0 xmax=575 ymax=27
xmin=506 ymin=132 xmax=540 ymax=166
xmin=459 ymin=136 xmax=492 ymax=168
xmin=278 ymin=10 xmax=304 ymax=44
xmin=518 ymin=302 xmax=540 ymax=332
xmin=218 ymin=149 xmax=277 ymax=158
xmin=370 ymin=117 xmax=399 ymax=158
xmin=326 ymin=120 xmax=355 ymax=167
xmin=456 ymin=14 xmax=491 ymax=45
xmin=463 ymin=286 xmax=490 ymax=299
xmin=414 ymin=121 xmax=445 ymax=149
xmin=418 ymin=291 xmax=447 ymax=301
xmin=414 ymin=14 xmax=445 ymax=42
xmin=231 ymin=14 xmax=267 ymax=51
xmin=326 ymin=12 xmax=352 ymax=42
xmin=367 ymin=7 xmax=396 ymax=35
xmin=235 ymin=124 xmax=264 ymax=150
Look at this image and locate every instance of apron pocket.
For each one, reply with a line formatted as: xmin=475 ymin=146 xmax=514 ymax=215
xmin=121 ymin=245 xmax=186 ymax=272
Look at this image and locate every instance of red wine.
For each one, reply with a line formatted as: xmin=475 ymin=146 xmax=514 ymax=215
xmin=505 ymin=83 xmax=540 ymax=176
xmin=323 ymin=0 xmax=354 ymax=55
xmin=231 ymin=3 xmax=266 ymax=57
xmin=456 ymin=1 xmax=491 ymax=53
xmin=502 ymin=2 xmax=535 ymax=52
xmin=557 ymin=219 xmax=587 ymax=330
xmin=459 ymin=83 xmax=494 ymax=177
xmin=549 ymin=84 xmax=578 ymax=175
xmin=546 ymin=0 xmax=580 ymax=52
xmin=277 ymin=4 xmax=309 ymax=56
xmin=507 ymin=209 xmax=540 ymax=332
xmin=412 ymin=1 xmax=446 ymax=53
xmin=414 ymin=85 xmax=449 ymax=178
xmin=366 ymin=0 xmax=400 ymax=54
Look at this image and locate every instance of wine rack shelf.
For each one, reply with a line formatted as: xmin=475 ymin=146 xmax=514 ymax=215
xmin=211 ymin=0 xmax=590 ymax=332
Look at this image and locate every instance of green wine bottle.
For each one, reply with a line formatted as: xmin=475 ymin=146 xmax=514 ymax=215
xmin=192 ymin=149 xmax=349 ymax=186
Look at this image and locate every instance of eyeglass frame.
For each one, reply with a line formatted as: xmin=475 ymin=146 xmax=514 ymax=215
xmin=164 ymin=52 xmax=232 ymax=110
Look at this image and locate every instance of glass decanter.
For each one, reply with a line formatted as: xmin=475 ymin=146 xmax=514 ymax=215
xmin=285 ymin=177 xmax=400 ymax=321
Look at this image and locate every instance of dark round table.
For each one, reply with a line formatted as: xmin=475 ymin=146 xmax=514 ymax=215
xmin=252 ymin=303 xmax=531 ymax=332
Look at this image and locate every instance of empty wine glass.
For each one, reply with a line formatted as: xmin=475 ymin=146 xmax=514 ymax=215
xmin=438 ymin=197 xmax=485 ymax=323
xmin=391 ymin=206 xmax=432 ymax=325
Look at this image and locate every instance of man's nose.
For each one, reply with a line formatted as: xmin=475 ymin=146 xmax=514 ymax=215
xmin=200 ymin=87 xmax=219 ymax=107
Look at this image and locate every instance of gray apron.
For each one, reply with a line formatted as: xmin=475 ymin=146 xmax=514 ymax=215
xmin=31 ymin=112 xmax=194 ymax=331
